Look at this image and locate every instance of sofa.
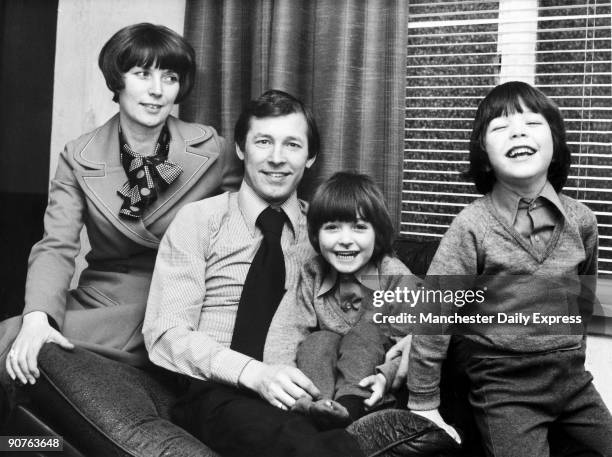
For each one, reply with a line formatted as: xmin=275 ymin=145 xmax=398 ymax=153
xmin=0 ymin=239 xmax=596 ymax=456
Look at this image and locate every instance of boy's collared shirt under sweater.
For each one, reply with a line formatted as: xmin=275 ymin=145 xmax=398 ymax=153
xmin=407 ymin=182 xmax=599 ymax=410
xmin=317 ymin=262 xmax=380 ymax=326
xmin=265 ymin=255 xmax=419 ymax=383
xmin=491 ymin=180 xmax=563 ymax=253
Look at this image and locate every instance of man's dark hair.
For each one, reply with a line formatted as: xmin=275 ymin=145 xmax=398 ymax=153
xmin=234 ymin=90 xmax=320 ymax=159
xmin=98 ymin=23 xmax=195 ymax=103
xmin=466 ymin=81 xmax=571 ymax=193
xmin=307 ymin=171 xmax=394 ymax=264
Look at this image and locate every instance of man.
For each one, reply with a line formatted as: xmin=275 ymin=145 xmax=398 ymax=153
xmin=143 ymin=90 xmax=445 ymax=457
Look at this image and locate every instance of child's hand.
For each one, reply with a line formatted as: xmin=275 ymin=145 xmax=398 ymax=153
xmin=385 ymin=334 xmax=412 ymax=390
xmin=412 ymin=408 xmax=461 ymax=444
xmin=359 ymin=373 xmax=387 ymax=409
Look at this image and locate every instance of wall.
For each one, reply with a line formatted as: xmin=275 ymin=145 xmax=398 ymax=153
xmin=586 ymin=335 xmax=612 ymax=409
xmin=50 ymin=0 xmax=186 ymax=175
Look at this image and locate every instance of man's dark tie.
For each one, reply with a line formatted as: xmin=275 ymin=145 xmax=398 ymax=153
xmin=230 ymin=206 xmax=287 ymax=360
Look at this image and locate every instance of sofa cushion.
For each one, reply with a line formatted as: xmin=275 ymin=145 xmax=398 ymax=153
xmin=393 ymin=239 xmax=440 ymax=277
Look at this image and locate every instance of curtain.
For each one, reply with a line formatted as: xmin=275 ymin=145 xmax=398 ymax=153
xmin=182 ymin=0 xmax=408 ymax=228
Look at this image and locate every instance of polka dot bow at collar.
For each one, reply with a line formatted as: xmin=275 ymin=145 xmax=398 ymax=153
xmin=117 ymin=124 xmax=183 ymax=220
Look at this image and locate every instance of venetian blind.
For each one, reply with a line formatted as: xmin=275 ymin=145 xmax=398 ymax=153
xmin=403 ymin=0 xmax=612 ymax=278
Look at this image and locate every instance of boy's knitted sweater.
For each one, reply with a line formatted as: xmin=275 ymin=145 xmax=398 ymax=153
xmin=265 ymin=255 xmax=418 ymax=383
xmin=407 ymin=192 xmax=599 ymax=410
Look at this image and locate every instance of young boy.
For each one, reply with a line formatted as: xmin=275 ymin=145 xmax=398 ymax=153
xmin=407 ymin=81 xmax=612 ymax=456
xmin=266 ymin=172 xmax=416 ymax=427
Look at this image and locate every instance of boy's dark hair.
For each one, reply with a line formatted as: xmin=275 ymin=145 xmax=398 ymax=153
xmin=234 ymin=90 xmax=320 ymax=159
xmin=466 ymin=81 xmax=571 ymax=193
xmin=99 ymin=23 xmax=195 ymax=103
xmin=307 ymin=171 xmax=394 ymax=264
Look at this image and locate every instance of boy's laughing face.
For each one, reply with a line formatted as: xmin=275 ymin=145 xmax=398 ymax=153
xmin=484 ymin=101 xmax=553 ymax=194
xmin=318 ymin=217 xmax=375 ymax=275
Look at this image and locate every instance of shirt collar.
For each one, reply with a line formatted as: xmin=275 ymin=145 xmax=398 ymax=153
xmin=317 ymin=261 xmax=380 ymax=298
xmin=237 ymin=181 xmax=301 ymax=238
xmin=490 ymin=180 xmax=566 ymax=225
xmin=119 ymin=123 xmax=171 ymax=159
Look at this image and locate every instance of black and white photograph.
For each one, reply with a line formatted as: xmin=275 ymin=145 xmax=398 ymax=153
xmin=0 ymin=1 xmax=610 ymax=456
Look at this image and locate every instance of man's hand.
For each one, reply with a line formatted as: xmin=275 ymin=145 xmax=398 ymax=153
xmin=238 ymin=360 xmax=321 ymax=409
xmin=359 ymin=373 xmax=387 ymax=409
xmin=385 ymin=334 xmax=412 ymax=390
xmin=412 ymin=408 xmax=461 ymax=444
xmin=6 ymin=311 xmax=74 ymax=385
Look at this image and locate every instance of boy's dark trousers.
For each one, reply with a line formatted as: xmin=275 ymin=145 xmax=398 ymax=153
xmin=296 ymin=314 xmax=388 ymax=419
xmin=454 ymin=338 xmax=612 ymax=457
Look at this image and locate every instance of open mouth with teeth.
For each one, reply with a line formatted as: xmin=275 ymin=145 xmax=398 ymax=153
xmin=263 ymin=171 xmax=290 ymax=178
xmin=335 ymin=251 xmax=359 ymax=260
xmin=506 ymin=146 xmax=536 ymax=158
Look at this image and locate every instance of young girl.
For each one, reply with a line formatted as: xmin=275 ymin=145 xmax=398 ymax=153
xmin=265 ymin=171 xmax=418 ymax=428
xmin=406 ymin=81 xmax=612 ymax=456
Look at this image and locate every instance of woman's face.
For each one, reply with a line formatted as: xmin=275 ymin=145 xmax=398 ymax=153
xmin=118 ymin=66 xmax=180 ymax=132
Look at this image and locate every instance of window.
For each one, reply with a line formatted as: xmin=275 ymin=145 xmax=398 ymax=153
xmin=403 ymin=0 xmax=612 ymax=283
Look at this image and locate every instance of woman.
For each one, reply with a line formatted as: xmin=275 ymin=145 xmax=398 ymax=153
xmin=0 ymin=23 xmax=240 ymax=456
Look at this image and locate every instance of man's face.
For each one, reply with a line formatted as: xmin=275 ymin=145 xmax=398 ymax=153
xmin=236 ymin=113 xmax=316 ymax=205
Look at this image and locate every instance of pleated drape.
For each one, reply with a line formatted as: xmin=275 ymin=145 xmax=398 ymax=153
xmin=182 ymin=0 xmax=408 ymax=228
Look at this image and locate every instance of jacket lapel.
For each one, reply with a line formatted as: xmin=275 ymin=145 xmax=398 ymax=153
xmin=72 ymin=115 xmax=219 ymax=248
xmin=73 ymin=115 xmax=160 ymax=247
xmin=142 ymin=116 xmax=218 ymax=225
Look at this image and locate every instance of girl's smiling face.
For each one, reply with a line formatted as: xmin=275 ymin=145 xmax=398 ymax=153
xmin=484 ymin=100 xmax=554 ymax=195
xmin=318 ymin=216 xmax=375 ymax=274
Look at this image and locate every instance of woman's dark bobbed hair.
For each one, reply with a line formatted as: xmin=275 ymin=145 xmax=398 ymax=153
xmin=466 ymin=81 xmax=571 ymax=194
xmin=307 ymin=171 xmax=395 ymax=264
xmin=98 ymin=23 xmax=195 ymax=103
